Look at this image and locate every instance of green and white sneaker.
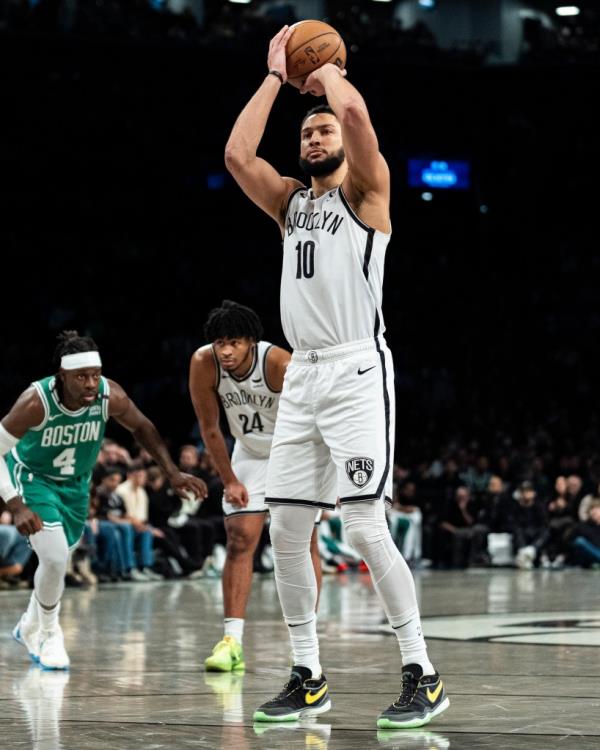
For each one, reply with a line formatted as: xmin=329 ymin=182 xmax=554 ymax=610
xmin=205 ymin=636 xmax=245 ymax=672
xmin=377 ymin=664 xmax=449 ymax=729
xmin=254 ymin=666 xmax=331 ymax=722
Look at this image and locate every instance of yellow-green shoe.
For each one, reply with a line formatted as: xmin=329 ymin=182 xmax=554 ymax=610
xmin=205 ymin=636 xmax=245 ymax=672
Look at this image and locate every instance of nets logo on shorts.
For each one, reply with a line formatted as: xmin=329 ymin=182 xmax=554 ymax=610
xmin=345 ymin=457 xmax=374 ymax=488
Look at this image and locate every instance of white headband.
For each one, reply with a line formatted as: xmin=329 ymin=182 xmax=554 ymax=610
xmin=61 ymin=352 xmax=102 ymax=370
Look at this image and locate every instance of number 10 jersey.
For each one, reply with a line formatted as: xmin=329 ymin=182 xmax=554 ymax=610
xmin=214 ymin=341 xmax=281 ymax=459
xmin=281 ymin=185 xmax=391 ymax=351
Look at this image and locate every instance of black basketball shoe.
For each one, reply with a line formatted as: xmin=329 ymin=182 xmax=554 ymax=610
xmin=253 ymin=666 xmax=331 ymax=722
xmin=377 ymin=664 xmax=449 ymax=729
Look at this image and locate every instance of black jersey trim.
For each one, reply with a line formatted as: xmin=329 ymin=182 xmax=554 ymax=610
xmin=373 ymin=338 xmax=391 ymax=501
xmin=266 ymin=497 xmax=336 ymax=510
xmin=262 ymin=344 xmax=281 ymax=393
xmin=339 ymin=494 xmax=381 ymax=503
xmin=362 ymin=229 xmax=375 ymax=281
xmin=229 ymin=345 xmax=258 ymax=383
xmin=339 ymin=185 xmax=373 ymax=233
xmin=285 ymin=186 xmax=306 ymax=225
xmin=211 ymin=346 xmax=221 ymax=390
xmin=225 ymin=509 xmax=269 ymax=518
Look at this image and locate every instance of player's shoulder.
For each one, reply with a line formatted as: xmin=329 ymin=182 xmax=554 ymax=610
xmin=191 ymin=344 xmax=214 ymax=361
xmin=263 ymin=343 xmax=291 ymax=364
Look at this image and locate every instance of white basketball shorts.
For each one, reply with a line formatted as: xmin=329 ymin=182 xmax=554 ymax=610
xmin=222 ymin=442 xmax=270 ymax=517
xmin=265 ymin=336 xmax=395 ymax=511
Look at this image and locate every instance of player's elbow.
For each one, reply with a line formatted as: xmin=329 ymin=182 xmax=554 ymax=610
xmin=224 ymin=143 xmax=250 ymax=175
xmin=339 ymin=100 xmax=369 ymax=131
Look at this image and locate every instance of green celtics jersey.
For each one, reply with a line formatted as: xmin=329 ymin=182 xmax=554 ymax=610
xmin=11 ymin=375 xmax=110 ymax=480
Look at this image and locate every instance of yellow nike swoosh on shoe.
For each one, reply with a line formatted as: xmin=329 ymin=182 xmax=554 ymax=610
xmin=426 ymin=682 xmax=443 ymax=703
xmin=305 ymin=684 xmax=328 ymax=705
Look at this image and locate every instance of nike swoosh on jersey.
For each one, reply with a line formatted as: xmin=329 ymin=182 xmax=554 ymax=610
xmin=47 ymin=414 xmax=62 ymax=421
xmin=305 ymin=684 xmax=328 ymax=705
xmin=426 ymin=682 xmax=443 ymax=703
xmin=357 ymin=366 xmax=376 ymax=376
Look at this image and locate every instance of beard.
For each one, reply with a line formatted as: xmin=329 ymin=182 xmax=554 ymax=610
xmin=299 ymin=147 xmax=345 ymax=177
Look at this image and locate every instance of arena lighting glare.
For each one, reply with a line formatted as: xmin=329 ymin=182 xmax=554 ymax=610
xmin=228 ymin=0 xmax=252 ymax=4
xmin=421 ymin=192 xmax=434 ymax=201
xmin=418 ymin=0 xmax=437 ymax=8
xmin=555 ymin=6 xmax=580 ymax=15
xmin=408 ymin=159 xmax=471 ymax=190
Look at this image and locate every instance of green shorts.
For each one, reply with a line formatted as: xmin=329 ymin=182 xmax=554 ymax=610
xmin=6 ymin=454 xmax=90 ymax=548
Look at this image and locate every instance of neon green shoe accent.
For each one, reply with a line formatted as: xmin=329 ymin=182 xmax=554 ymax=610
xmin=253 ymin=710 xmax=301 ymax=723
xmin=205 ymin=636 xmax=245 ymax=672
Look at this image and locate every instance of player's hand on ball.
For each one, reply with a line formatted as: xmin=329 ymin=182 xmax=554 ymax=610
xmin=268 ymin=25 xmax=293 ymax=83
xmin=224 ymin=480 xmax=249 ymax=508
xmin=170 ymin=472 xmax=208 ymax=501
xmin=301 ymin=64 xmax=346 ymax=97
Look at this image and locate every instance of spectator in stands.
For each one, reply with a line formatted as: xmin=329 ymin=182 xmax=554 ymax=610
xmin=570 ymin=499 xmax=600 ymax=567
xmin=0 ymin=510 xmax=32 ymax=586
xmin=178 ymin=444 xmax=202 ymax=477
xmin=97 ymin=466 xmax=159 ymax=581
xmin=478 ymin=475 xmax=512 ymax=533
xmin=146 ymin=465 xmax=213 ymax=575
xmin=461 ymin=455 xmax=492 ymax=498
xmin=438 ymin=486 xmax=489 ymax=568
xmin=388 ymin=481 xmax=423 ymax=567
xmin=511 ymin=481 xmax=549 ymax=569
xmin=544 ymin=475 xmax=576 ymax=568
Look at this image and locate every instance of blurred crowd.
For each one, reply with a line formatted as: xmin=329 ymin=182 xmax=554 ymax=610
xmin=3 ymin=435 xmax=600 ymax=590
xmin=1 ymin=0 xmax=598 ymax=63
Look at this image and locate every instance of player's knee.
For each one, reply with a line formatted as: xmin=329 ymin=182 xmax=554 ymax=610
xmin=41 ymin=550 xmax=68 ymax=577
xmin=226 ymin=528 xmax=257 ymax=558
xmin=343 ymin=518 xmax=388 ymax=556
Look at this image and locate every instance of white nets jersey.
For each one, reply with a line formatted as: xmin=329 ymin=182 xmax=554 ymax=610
xmin=281 ymin=185 xmax=391 ymax=350
xmin=214 ymin=341 xmax=281 ymax=459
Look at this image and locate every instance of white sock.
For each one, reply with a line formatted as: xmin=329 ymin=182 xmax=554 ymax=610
xmin=224 ymin=617 xmax=244 ymax=644
xmin=37 ymin=601 xmax=60 ymax=632
xmin=288 ymin=615 xmax=321 ymax=678
xmin=392 ymin=606 xmax=435 ymax=676
xmin=22 ymin=592 xmax=39 ymax=629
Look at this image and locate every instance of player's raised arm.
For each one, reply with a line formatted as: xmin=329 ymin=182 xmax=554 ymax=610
xmin=301 ymin=64 xmax=390 ymax=221
xmin=189 ymin=347 xmax=248 ymax=508
xmin=107 ymin=380 xmax=207 ymax=500
xmin=225 ymin=25 xmax=304 ymax=230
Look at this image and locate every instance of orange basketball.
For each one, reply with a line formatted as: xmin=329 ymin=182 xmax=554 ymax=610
xmin=285 ymin=20 xmax=346 ymax=90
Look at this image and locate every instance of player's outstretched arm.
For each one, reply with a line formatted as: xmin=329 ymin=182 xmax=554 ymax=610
xmin=225 ymin=25 xmax=304 ymax=230
xmin=107 ymin=380 xmax=207 ymax=500
xmin=0 ymin=388 xmax=46 ymax=534
xmin=302 ymin=64 xmax=390 ymax=219
xmin=189 ymin=348 xmax=248 ymax=508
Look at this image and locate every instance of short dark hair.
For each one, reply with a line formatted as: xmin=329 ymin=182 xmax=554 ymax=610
xmin=203 ymin=300 xmax=263 ymax=342
xmin=301 ymin=104 xmax=337 ymax=128
xmin=53 ymin=330 xmax=99 ymax=370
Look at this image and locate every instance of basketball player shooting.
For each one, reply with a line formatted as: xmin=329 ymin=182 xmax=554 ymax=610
xmin=224 ymin=25 xmax=449 ymax=728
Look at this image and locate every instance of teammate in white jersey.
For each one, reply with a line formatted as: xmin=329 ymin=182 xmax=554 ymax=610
xmin=189 ymin=300 xmax=324 ymax=673
xmin=224 ymin=27 xmax=449 ymax=729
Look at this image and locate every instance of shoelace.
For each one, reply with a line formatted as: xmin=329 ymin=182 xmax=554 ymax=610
xmin=268 ymin=675 xmax=302 ymax=704
xmin=393 ymin=672 xmax=419 ymax=707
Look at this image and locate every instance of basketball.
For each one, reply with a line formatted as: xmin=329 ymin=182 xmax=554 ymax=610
xmin=285 ymin=20 xmax=346 ymax=90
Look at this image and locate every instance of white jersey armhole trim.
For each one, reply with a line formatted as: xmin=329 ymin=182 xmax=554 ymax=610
xmin=211 ymin=346 xmax=221 ymax=390
xmin=261 ymin=344 xmax=281 ymax=394
xmin=101 ymin=377 xmax=110 ymax=421
xmin=30 ymin=381 xmax=50 ymax=431
xmin=338 ymin=185 xmax=392 ymax=237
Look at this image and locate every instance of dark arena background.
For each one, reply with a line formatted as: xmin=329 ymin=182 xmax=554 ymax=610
xmin=1 ymin=1 xmax=600 ymax=749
